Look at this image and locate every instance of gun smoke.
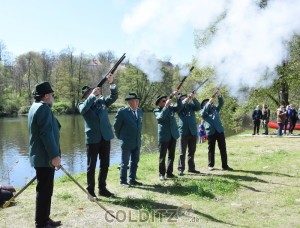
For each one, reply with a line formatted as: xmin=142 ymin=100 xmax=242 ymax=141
xmin=122 ymin=0 xmax=300 ymax=95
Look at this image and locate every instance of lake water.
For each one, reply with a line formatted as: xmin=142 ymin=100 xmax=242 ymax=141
xmin=0 ymin=113 xmax=158 ymax=187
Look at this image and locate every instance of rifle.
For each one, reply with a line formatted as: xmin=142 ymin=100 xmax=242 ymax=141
xmin=169 ymin=66 xmax=194 ymax=99
xmin=96 ymin=53 xmax=126 ymax=87
xmin=212 ymin=87 xmax=221 ymax=98
xmin=192 ymin=78 xmax=208 ymax=94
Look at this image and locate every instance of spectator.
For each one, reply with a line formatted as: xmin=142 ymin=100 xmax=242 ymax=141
xmin=261 ymin=104 xmax=270 ymax=135
xmin=276 ymin=105 xmax=286 ymax=136
xmin=252 ymin=105 xmax=262 ymax=135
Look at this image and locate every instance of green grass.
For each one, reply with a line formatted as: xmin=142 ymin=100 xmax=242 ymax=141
xmin=1 ymin=132 xmax=300 ymax=227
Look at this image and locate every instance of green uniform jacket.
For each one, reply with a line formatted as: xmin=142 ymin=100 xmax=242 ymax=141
xmin=153 ymin=99 xmax=183 ymax=142
xmin=28 ymin=102 xmax=61 ymax=167
xmin=78 ymin=87 xmax=118 ymax=144
xmin=114 ymin=107 xmax=143 ymax=151
xmin=200 ymin=96 xmax=224 ymax=136
xmin=177 ymin=98 xmax=201 ymax=136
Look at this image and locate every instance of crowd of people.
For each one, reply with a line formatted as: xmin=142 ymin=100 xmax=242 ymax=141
xmin=252 ymin=104 xmax=299 ymax=136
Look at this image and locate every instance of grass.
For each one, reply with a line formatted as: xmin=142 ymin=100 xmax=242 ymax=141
xmin=1 ymin=131 xmax=300 ymax=227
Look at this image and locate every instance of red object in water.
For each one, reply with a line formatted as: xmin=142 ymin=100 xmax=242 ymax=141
xmin=268 ymin=121 xmax=300 ymax=130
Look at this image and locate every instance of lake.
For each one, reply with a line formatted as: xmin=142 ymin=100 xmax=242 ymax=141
xmin=0 ymin=113 xmax=158 ymax=187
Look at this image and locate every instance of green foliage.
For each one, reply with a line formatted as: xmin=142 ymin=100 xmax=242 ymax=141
xmin=52 ymin=101 xmax=71 ymax=115
xmin=18 ymin=105 xmax=31 ymax=114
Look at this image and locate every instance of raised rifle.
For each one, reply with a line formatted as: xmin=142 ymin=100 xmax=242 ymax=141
xmin=191 ymin=78 xmax=209 ymax=94
xmin=96 ymin=53 xmax=126 ymax=87
xmin=169 ymin=66 xmax=194 ymax=99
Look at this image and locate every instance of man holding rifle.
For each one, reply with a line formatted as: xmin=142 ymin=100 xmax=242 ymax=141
xmin=200 ymin=89 xmax=233 ymax=171
xmin=78 ymin=73 xmax=117 ymax=198
xmin=153 ymin=91 xmax=182 ymax=181
xmin=28 ymin=81 xmax=62 ymax=227
xmin=176 ymin=92 xmax=202 ymax=176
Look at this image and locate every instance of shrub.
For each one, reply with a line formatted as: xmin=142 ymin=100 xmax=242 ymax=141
xmin=52 ymin=102 xmax=71 ymax=115
xmin=18 ymin=106 xmax=31 ymax=114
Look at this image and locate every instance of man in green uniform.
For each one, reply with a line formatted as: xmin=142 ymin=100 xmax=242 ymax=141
xmin=28 ymin=81 xmax=62 ymax=228
xmin=114 ymin=92 xmax=143 ymax=187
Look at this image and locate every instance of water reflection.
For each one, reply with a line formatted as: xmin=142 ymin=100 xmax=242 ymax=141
xmin=0 ymin=113 xmax=158 ymax=187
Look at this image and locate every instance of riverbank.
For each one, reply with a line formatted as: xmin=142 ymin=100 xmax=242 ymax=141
xmin=1 ymin=131 xmax=300 ymax=227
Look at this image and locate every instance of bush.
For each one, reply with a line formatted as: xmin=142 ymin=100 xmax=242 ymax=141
xmin=52 ymin=102 xmax=71 ymax=115
xmin=18 ymin=106 xmax=31 ymax=115
xmin=3 ymin=100 xmax=19 ymax=116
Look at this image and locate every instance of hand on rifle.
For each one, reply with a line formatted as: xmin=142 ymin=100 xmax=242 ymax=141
xmin=51 ymin=156 xmax=61 ymax=168
xmin=165 ymin=99 xmax=172 ymax=107
xmin=107 ymin=73 xmax=114 ymax=84
xmin=92 ymin=87 xmax=101 ymax=97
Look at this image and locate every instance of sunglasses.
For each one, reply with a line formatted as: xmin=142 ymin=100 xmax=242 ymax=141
xmin=161 ymin=99 xmax=167 ymax=103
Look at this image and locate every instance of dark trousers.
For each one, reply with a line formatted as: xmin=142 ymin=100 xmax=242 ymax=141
xmin=207 ymin=132 xmax=228 ymax=169
xmin=159 ymin=137 xmax=176 ymax=176
xmin=289 ymin=120 xmax=297 ymax=134
xmin=86 ymin=139 xmax=110 ymax=192
xmin=35 ymin=167 xmax=55 ymax=228
xmin=178 ymin=134 xmax=197 ymax=172
xmin=253 ymin=120 xmax=260 ymax=134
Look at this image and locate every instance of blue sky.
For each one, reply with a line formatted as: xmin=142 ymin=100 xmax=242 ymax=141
xmin=0 ymin=0 xmax=195 ymax=64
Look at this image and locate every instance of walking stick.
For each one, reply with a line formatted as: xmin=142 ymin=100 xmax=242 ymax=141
xmin=2 ymin=176 xmax=37 ymax=208
xmin=57 ymin=165 xmax=116 ymax=219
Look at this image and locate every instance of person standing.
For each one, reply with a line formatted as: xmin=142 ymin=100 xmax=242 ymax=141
xmin=78 ymin=73 xmax=117 ymax=198
xmin=261 ymin=104 xmax=271 ymax=135
xmin=198 ymin=120 xmax=206 ymax=143
xmin=200 ymin=90 xmax=233 ymax=171
xmin=252 ymin=105 xmax=262 ymax=135
xmin=276 ymin=105 xmax=286 ymax=136
xmin=28 ymin=81 xmax=62 ymax=228
xmin=287 ymin=104 xmax=298 ymax=135
xmin=153 ymin=92 xmax=182 ymax=181
xmin=114 ymin=92 xmax=143 ymax=187
xmin=176 ymin=93 xmax=201 ymax=176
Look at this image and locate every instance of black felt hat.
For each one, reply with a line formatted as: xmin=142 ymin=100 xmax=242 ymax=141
xmin=155 ymin=95 xmax=167 ymax=105
xmin=201 ymin=99 xmax=209 ymax=109
xmin=178 ymin=93 xmax=187 ymax=99
xmin=125 ymin=92 xmax=140 ymax=101
xmin=32 ymin=81 xmax=54 ymax=98
xmin=81 ymin=85 xmax=93 ymax=98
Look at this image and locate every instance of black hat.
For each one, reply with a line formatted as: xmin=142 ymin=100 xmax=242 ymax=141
xmin=125 ymin=92 xmax=140 ymax=101
xmin=178 ymin=93 xmax=187 ymax=99
xmin=81 ymin=85 xmax=93 ymax=98
xmin=155 ymin=95 xmax=167 ymax=105
xmin=32 ymin=81 xmax=54 ymax=98
xmin=201 ymin=99 xmax=209 ymax=109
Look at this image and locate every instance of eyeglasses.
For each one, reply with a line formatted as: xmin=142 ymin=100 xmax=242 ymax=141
xmin=161 ymin=99 xmax=167 ymax=103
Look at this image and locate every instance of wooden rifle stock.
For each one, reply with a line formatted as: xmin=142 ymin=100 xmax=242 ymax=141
xmin=97 ymin=53 xmax=126 ymax=87
xmin=169 ymin=66 xmax=194 ymax=99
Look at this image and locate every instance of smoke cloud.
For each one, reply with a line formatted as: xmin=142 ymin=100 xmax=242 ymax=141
xmin=122 ymin=0 xmax=300 ymax=94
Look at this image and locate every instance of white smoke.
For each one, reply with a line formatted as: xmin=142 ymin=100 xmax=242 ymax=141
xmin=122 ymin=0 xmax=300 ymax=94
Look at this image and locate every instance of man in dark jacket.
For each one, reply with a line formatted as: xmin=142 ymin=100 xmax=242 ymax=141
xmin=114 ymin=92 xmax=143 ymax=187
xmin=252 ymin=105 xmax=263 ymax=135
xmin=28 ymin=81 xmax=62 ymax=227
xmin=78 ymin=73 xmax=117 ymax=198
xmin=176 ymin=93 xmax=201 ymax=176
xmin=153 ymin=92 xmax=182 ymax=180
xmin=200 ymin=90 xmax=233 ymax=171
xmin=262 ymin=104 xmax=271 ymax=135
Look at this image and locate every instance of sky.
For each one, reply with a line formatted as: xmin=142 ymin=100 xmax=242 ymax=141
xmin=1 ymin=0 xmax=300 ymax=94
xmin=0 ymin=0 xmax=194 ymax=64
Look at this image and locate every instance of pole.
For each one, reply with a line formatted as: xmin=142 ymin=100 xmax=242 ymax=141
xmin=58 ymin=165 xmax=116 ymax=219
xmin=2 ymin=176 xmax=37 ymax=208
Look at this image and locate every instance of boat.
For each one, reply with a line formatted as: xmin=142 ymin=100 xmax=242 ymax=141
xmin=268 ymin=121 xmax=300 ymax=130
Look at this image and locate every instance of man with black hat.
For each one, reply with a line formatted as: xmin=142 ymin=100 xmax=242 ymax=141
xmin=78 ymin=73 xmax=117 ymax=198
xmin=200 ymin=89 xmax=233 ymax=171
xmin=153 ymin=91 xmax=182 ymax=181
xmin=28 ymin=81 xmax=62 ymax=227
xmin=176 ymin=92 xmax=201 ymax=176
xmin=114 ymin=92 xmax=143 ymax=187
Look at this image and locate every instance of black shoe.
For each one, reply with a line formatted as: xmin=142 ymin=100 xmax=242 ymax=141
xmin=166 ymin=173 xmax=177 ymax=178
xmin=47 ymin=218 xmax=62 ymax=226
xmin=87 ymin=190 xmax=96 ymax=198
xmin=120 ymin=182 xmax=131 ymax=188
xmin=188 ymin=170 xmax=201 ymax=174
xmin=129 ymin=180 xmax=143 ymax=186
xmin=252 ymin=133 xmax=255 ymax=135
xmin=222 ymin=166 xmax=233 ymax=171
xmin=99 ymin=188 xmax=114 ymax=197
xmin=178 ymin=171 xmax=184 ymax=176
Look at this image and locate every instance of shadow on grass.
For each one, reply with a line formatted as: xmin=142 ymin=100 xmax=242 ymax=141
xmin=233 ymin=169 xmax=295 ymax=178
xmin=101 ymin=197 xmax=237 ymax=226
